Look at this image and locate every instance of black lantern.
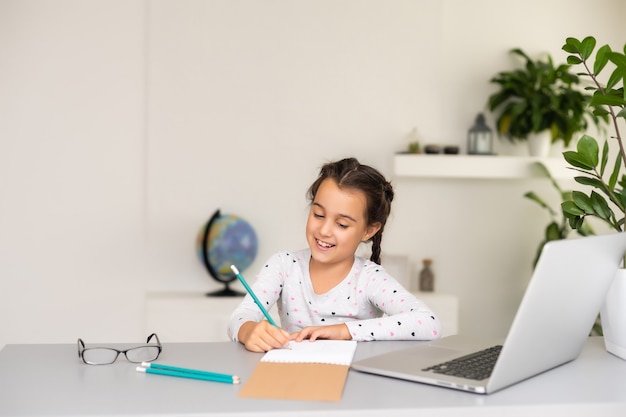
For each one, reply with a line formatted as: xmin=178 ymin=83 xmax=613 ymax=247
xmin=467 ymin=113 xmax=493 ymax=155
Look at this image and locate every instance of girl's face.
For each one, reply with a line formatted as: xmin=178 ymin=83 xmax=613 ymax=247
xmin=306 ymin=178 xmax=380 ymax=269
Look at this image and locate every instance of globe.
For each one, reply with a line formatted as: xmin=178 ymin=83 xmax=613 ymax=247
xmin=196 ymin=209 xmax=259 ymax=297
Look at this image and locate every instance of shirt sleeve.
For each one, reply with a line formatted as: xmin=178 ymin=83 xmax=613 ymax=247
xmin=345 ymin=264 xmax=442 ymax=342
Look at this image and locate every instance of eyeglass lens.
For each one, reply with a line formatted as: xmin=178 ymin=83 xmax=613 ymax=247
xmin=125 ymin=346 xmax=160 ymax=362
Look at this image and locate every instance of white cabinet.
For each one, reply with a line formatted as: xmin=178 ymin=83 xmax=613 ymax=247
xmin=144 ymin=292 xmax=277 ymax=343
xmin=416 ymin=292 xmax=458 ymax=337
xmin=145 ymin=291 xmax=458 ymax=342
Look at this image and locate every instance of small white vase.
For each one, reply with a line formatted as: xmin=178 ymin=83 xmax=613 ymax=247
xmin=527 ymin=131 xmax=551 ymax=157
xmin=601 ymin=268 xmax=626 ymax=360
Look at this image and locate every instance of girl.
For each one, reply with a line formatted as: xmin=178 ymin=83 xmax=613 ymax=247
xmin=228 ymin=157 xmax=440 ymax=352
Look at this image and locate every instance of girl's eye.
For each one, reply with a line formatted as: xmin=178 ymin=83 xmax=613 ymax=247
xmin=337 ymin=223 xmax=348 ymax=229
xmin=313 ymin=213 xmax=324 ymax=219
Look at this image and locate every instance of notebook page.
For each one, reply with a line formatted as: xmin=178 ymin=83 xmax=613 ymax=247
xmin=261 ymin=340 xmax=357 ymax=365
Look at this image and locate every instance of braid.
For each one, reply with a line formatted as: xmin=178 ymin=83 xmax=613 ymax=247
xmin=370 ymin=233 xmax=383 ymax=265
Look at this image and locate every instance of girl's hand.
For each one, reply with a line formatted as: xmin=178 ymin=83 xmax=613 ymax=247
xmin=290 ymin=324 xmax=352 ymax=342
xmin=237 ymin=320 xmax=290 ymax=352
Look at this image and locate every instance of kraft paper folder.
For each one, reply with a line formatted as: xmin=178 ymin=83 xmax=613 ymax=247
xmin=238 ymin=340 xmax=358 ymax=402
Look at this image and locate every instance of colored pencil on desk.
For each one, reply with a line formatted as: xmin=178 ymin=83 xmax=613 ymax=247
xmin=136 ymin=364 xmax=239 ymax=384
xmin=141 ymin=362 xmax=239 ymax=381
xmin=230 ymin=264 xmax=278 ymax=327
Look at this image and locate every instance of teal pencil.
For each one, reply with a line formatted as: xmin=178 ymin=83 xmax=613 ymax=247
xmin=230 ymin=264 xmax=278 ymax=327
xmin=142 ymin=362 xmax=237 ymax=380
xmin=136 ymin=366 xmax=239 ymax=384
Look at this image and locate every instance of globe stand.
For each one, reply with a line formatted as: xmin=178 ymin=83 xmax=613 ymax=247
xmin=206 ymin=282 xmax=245 ymax=297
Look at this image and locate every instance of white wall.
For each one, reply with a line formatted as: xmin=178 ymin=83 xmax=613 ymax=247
xmin=0 ymin=0 xmax=146 ymax=345
xmin=1 ymin=0 xmax=624 ymax=348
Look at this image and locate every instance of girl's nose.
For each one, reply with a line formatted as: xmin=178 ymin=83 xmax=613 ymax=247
xmin=319 ymin=219 xmax=332 ymax=236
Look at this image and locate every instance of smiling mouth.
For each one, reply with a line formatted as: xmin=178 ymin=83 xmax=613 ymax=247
xmin=316 ymin=239 xmax=335 ymax=249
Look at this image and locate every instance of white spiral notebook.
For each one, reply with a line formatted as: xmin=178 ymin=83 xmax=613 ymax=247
xmin=261 ymin=340 xmax=358 ymax=365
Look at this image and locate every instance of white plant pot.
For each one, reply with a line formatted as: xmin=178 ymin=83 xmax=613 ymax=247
xmin=601 ymin=268 xmax=626 ymax=360
xmin=527 ymin=131 xmax=551 ymax=157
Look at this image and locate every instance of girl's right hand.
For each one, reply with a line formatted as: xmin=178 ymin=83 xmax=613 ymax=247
xmin=237 ymin=320 xmax=290 ymax=352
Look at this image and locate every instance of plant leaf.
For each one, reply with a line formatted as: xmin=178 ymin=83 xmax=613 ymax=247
xmin=608 ymin=150 xmax=621 ymax=190
xmin=590 ymin=191 xmax=613 ymax=220
xmin=600 ymin=140 xmax=609 ymax=176
xmin=579 ymin=36 xmax=596 ymax=60
xmin=576 ymin=135 xmax=600 ymax=166
xmin=572 ymin=191 xmax=595 ymax=214
xmin=562 ymin=37 xmax=581 ymax=54
xmin=608 ymin=51 xmax=626 ymax=70
xmin=562 ymin=200 xmax=585 ymax=216
xmin=545 ymin=221 xmax=562 ymax=241
xmin=594 ymin=44 xmax=611 ymax=75
xmin=567 ymin=56 xmax=582 ymax=65
xmin=564 ymin=151 xmax=594 ymax=170
xmin=619 ymin=181 xmax=626 ymax=212
xmin=575 ymin=176 xmax=605 ymax=190
xmin=606 ymin=67 xmax=625 ymax=91
xmin=566 ymin=215 xmax=580 ymax=229
xmin=591 ymin=92 xmax=626 ymax=106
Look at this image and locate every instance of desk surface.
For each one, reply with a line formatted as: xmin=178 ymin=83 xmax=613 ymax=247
xmin=0 ymin=337 xmax=625 ymax=417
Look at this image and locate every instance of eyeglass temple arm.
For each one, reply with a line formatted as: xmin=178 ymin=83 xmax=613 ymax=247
xmin=146 ymin=333 xmax=161 ymax=346
xmin=77 ymin=339 xmax=85 ymax=359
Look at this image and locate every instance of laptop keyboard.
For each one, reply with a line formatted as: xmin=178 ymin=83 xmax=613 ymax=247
xmin=422 ymin=345 xmax=503 ymax=381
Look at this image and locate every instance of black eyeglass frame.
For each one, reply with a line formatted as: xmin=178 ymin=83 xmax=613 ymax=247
xmin=77 ymin=333 xmax=162 ymax=365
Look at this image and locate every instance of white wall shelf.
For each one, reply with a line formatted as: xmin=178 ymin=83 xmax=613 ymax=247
xmin=394 ymin=154 xmax=574 ymax=180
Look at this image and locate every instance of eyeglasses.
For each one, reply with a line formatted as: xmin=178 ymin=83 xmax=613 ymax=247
xmin=77 ymin=333 xmax=162 ymax=365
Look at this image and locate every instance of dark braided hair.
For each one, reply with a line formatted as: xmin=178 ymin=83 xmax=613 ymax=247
xmin=307 ymin=157 xmax=394 ymax=265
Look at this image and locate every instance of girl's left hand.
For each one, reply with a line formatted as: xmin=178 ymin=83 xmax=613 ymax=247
xmin=290 ymin=324 xmax=352 ymax=342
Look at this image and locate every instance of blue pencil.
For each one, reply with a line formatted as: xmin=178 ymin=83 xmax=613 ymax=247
xmin=230 ymin=264 xmax=278 ymax=327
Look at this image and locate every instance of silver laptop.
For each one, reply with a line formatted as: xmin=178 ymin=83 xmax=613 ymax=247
xmin=351 ymin=233 xmax=626 ymax=394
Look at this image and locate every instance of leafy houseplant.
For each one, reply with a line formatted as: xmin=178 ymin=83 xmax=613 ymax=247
xmin=487 ymin=48 xmax=603 ymax=148
xmin=524 ymin=36 xmax=625 ymax=338
xmin=559 ymin=36 xmax=625 ymax=244
xmin=559 ymin=36 xmax=625 ymax=348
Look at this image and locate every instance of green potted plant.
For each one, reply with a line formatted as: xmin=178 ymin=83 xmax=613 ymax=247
xmin=557 ymin=36 xmax=626 ymax=359
xmin=487 ymin=48 xmax=604 ymax=156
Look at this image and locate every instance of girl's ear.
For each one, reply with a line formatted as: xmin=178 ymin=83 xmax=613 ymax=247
xmin=363 ymin=222 xmax=381 ymax=241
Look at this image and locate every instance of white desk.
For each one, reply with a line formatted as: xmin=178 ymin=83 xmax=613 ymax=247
xmin=0 ymin=337 xmax=625 ymax=416
xmin=145 ymin=291 xmax=458 ymax=342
